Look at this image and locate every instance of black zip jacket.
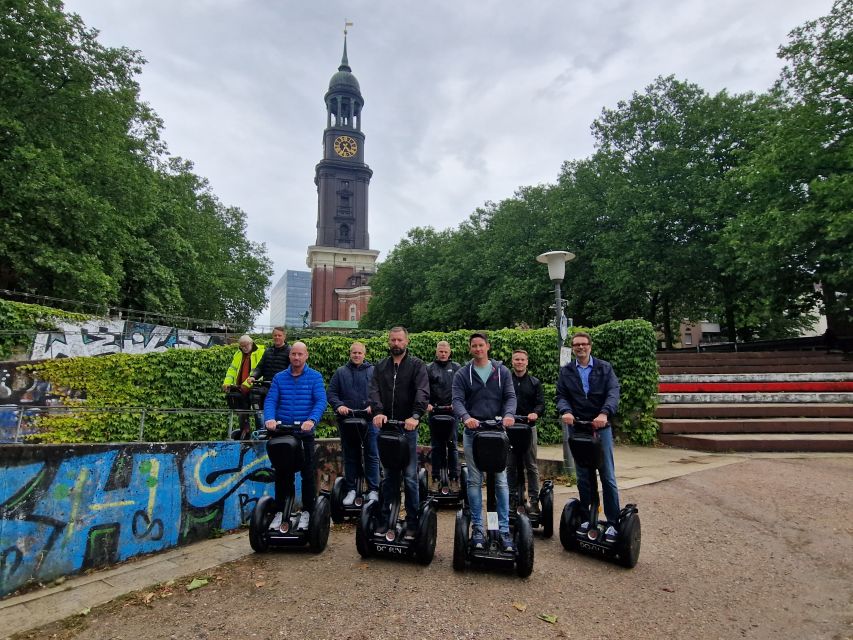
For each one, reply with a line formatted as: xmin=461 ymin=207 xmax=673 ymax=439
xmin=369 ymin=351 xmax=430 ymax=421
xmin=511 ymin=372 xmax=545 ymax=417
xmin=427 ymin=359 xmax=461 ymax=406
xmin=251 ymin=343 xmax=291 ymax=381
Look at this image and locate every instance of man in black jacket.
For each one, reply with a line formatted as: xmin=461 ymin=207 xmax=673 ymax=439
xmin=426 ymin=340 xmax=462 ymax=491
xmin=248 ymin=327 xmax=291 ymax=383
xmin=369 ymin=326 xmax=430 ymax=540
xmin=508 ymin=349 xmax=545 ymax=515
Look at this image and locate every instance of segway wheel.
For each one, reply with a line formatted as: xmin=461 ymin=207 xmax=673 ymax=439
xmin=330 ymin=476 xmax=346 ymax=524
xmin=249 ymin=495 xmax=275 ymax=553
xmin=308 ymin=495 xmax=331 ymax=554
xmin=418 ymin=467 xmax=428 ymax=500
xmin=230 ymin=428 xmax=243 ymax=441
xmin=452 ymin=509 xmax=468 ymax=572
xmin=356 ymin=501 xmax=376 ymax=558
xmin=515 ymin=513 xmax=534 ymax=578
xmin=415 ymin=506 xmax=438 ymax=565
xmin=540 ymin=490 xmax=554 ymax=539
xmin=615 ymin=511 xmax=641 ymax=568
xmin=559 ymin=500 xmax=584 ymax=552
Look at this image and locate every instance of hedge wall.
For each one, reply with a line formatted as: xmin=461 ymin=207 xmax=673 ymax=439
xmin=0 ymin=299 xmax=91 ymax=359
xmin=24 ymin=319 xmax=659 ymax=444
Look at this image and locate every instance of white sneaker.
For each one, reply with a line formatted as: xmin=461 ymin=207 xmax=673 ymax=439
xmin=342 ymin=490 xmax=357 ymax=506
xmin=604 ymin=525 xmax=618 ymax=542
xmin=269 ymin=511 xmax=283 ymax=531
xmin=367 ymin=490 xmax=379 ymax=503
xmin=297 ymin=510 xmax=310 ymax=530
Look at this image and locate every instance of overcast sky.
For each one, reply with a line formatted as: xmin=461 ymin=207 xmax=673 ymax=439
xmin=62 ymin=0 xmax=834 ymax=327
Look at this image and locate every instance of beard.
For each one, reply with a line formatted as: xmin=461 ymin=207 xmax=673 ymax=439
xmin=389 ymin=346 xmax=405 ymax=356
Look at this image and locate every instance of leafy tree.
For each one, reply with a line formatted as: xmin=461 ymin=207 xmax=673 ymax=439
xmin=0 ymin=0 xmax=271 ymax=328
xmin=725 ymin=0 xmax=852 ymax=334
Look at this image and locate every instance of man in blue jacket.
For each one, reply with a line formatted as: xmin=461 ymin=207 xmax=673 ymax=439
xmin=452 ymin=332 xmax=517 ymax=553
xmin=263 ymin=341 xmax=327 ymax=532
xmin=556 ymin=331 xmax=621 ymax=542
xmin=327 ymin=341 xmax=378 ymax=505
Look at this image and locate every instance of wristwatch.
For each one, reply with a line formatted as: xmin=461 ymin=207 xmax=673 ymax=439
xmin=412 ymin=413 xmax=421 ymax=421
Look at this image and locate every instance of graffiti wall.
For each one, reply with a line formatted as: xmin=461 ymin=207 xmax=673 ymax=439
xmin=0 ymin=440 xmax=344 ymax=597
xmin=29 ymin=320 xmax=224 ymax=360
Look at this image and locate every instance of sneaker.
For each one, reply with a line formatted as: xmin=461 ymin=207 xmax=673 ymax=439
xmin=342 ymin=490 xmax=357 ymax=506
xmin=367 ymin=490 xmax=379 ymax=503
xmin=402 ymin=523 xmax=418 ymax=541
xmin=578 ymin=521 xmax=590 ymax=533
xmin=269 ymin=511 xmax=283 ymax=531
xmin=528 ymin=501 xmax=540 ymax=516
xmin=500 ymin=531 xmax=515 ymax=553
xmin=470 ymin=527 xmax=486 ymax=550
xmin=297 ymin=511 xmax=310 ymax=530
xmin=449 ymin=478 xmax=460 ymax=492
xmin=432 ymin=478 xmax=442 ymax=492
xmin=604 ymin=525 xmax=618 ymax=543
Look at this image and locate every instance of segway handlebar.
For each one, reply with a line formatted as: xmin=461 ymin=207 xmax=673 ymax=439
xmin=511 ymin=414 xmax=536 ymax=426
xmin=255 ymin=420 xmax=302 ymax=439
xmin=431 ymin=404 xmax=454 ymax=416
xmin=345 ymin=408 xmax=371 ymax=419
xmin=474 ymin=417 xmax=505 ymax=430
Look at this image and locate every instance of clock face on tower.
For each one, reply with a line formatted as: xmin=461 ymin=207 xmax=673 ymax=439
xmin=333 ymin=135 xmax=358 ymax=158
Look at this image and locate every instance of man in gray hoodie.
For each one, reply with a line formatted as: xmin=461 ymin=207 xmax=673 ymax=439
xmin=452 ymin=332 xmax=516 ymax=553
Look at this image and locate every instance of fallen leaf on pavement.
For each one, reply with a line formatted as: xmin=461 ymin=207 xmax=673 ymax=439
xmin=537 ymin=613 xmax=558 ymax=624
xmin=78 ymin=608 xmax=90 ymax=616
xmin=142 ymin=592 xmax=155 ymax=604
xmin=186 ymin=578 xmax=209 ymax=591
xmin=255 ymin=581 xmax=266 ymax=588
xmin=513 ymin=602 xmax=528 ymax=612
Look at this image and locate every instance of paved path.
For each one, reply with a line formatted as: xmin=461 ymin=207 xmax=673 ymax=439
xmin=1 ymin=445 xmax=844 ymax=638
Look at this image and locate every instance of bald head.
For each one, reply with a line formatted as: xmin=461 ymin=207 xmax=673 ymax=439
xmin=289 ymin=341 xmax=309 ymax=374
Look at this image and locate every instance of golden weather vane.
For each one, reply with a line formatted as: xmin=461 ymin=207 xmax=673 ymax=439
xmin=344 ymin=20 xmax=353 ymax=36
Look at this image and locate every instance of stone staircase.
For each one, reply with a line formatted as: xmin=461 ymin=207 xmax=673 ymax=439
xmin=656 ymin=351 xmax=853 ymax=452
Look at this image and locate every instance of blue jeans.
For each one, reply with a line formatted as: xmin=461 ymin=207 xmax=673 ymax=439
xmin=463 ymin=428 xmax=510 ymax=534
xmin=338 ymin=419 xmax=380 ymax=492
xmin=571 ymin=424 xmax=620 ymax=523
xmin=430 ymin=424 xmax=460 ymax=480
xmin=380 ymin=428 xmax=419 ymax=527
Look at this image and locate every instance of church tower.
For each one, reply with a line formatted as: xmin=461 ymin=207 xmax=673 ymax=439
xmin=306 ymin=32 xmax=379 ymax=325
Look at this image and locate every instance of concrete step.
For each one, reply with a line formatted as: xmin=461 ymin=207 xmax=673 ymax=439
xmin=659 ymin=381 xmax=853 ymax=393
xmin=659 ymin=363 xmax=853 ymax=375
xmin=658 ymin=392 xmax=853 ymax=404
xmin=659 ymin=433 xmax=853 ymax=453
xmin=659 ymin=372 xmax=853 ymax=383
xmin=658 ymin=417 xmax=853 ymax=434
xmin=655 ymin=403 xmax=853 ymax=419
xmin=657 ymin=351 xmax=848 ymax=363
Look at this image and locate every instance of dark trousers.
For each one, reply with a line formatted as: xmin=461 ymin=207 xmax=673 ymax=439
xmin=268 ymin=435 xmax=316 ymax=513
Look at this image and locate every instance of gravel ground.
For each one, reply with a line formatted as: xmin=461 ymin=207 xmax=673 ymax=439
xmin=13 ymin=457 xmax=853 ymax=640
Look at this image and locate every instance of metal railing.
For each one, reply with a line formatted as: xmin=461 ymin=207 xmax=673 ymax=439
xmin=0 ymin=405 xmax=261 ymax=443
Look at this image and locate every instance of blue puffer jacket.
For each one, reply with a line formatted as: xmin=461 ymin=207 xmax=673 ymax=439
xmin=263 ymin=365 xmax=327 ymax=433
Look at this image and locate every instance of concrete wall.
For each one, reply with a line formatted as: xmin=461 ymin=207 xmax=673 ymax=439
xmin=0 ymin=439 xmax=343 ymax=597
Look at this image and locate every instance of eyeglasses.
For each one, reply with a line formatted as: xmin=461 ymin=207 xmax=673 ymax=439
xmin=571 ymin=342 xmax=590 ymax=348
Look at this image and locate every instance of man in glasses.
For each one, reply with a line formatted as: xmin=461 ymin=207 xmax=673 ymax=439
xmin=555 ymin=331 xmax=622 ymax=542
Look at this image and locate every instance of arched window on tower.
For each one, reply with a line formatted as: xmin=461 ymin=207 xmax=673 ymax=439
xmin=338 ymin=224 xmax=350 ymax=242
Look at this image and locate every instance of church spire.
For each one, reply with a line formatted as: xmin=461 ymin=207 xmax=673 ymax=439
xmin=340 ymin=20 xmax=353 ymax=72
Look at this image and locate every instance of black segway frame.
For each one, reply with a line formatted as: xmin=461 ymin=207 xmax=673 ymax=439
xmin=228 ymin=380 xmax=270 ymax=441
xmin=356 ymin=419 xmax=437 ymax=565
xmin=558 ymin=420 xmax=640 ymax=568
xmin=423 ymin=406 xmax=467 ymax=508
xmin=452 ymin=419 xmax=533 ymax=578
xmin=506 ymin=415 xmax=554 ymax=538
xmin=331 ymin=408 xmax=375 ymax=523
xmin=248 ymin=423 xmax=331 ymax=554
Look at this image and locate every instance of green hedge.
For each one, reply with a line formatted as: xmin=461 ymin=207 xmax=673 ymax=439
xmin=0 ymin=299 xmax=92 ymax=359
xmin=25 ymin=320 xmax=659 ymax=444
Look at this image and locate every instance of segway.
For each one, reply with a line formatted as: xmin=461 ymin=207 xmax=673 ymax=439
xmin=558 ymin=420 xmax=640 ymax=568
xmin=453 ymin=419 xmax=534 ymax=577
xmin=507 ymin=415 xmax=553 ymax=538
xmin=356 ymin=419 xmax=437 ymax=565
xmin=249 ymin=423 xmax=331 ymax=554
xmin=331 ymin=409 xmax=375 ymax=523
xmin=422 ymin=405 xmax=467 ymax=508
xmin=228 ymin=380 xmax=269 ymax=440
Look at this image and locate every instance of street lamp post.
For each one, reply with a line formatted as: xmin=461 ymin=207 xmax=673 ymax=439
xmin=537 ymin=250 xmax=576 ymax=476
xmin=536 ymin=251 xmax=575 ymax=353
